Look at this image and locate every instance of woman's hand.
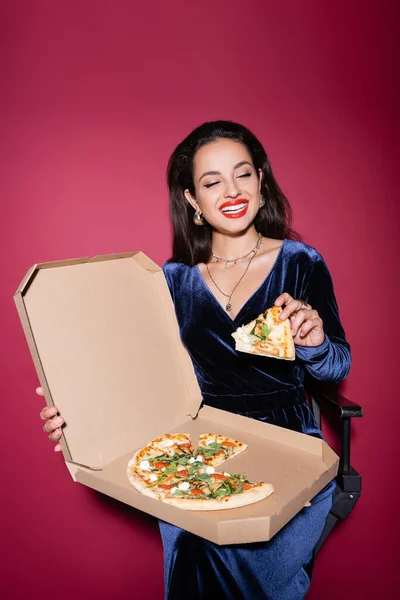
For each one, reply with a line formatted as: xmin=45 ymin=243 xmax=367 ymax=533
xmin=274 ymin=293 xmax=325 ymax=347
xmin=37 ymin=387 xmax=63 ymax=452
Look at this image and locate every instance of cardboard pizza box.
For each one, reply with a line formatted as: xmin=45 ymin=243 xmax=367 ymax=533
xmin=14 ymin=252 xmax=338 ymax=545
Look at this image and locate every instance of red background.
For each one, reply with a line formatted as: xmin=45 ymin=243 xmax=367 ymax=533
xmin=1 ymin=1 xmax=398 ymax=598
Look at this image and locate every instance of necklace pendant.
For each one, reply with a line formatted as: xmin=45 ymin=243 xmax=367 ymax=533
xmin=226 ymin=303 xmax=232 ymax=312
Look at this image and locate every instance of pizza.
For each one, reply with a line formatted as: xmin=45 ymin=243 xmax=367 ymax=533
xmin=149 ymin=433 xmax=193 ymax=455
xmin=195 ymin=434 xmax=247 ymax=466
xmin=127 ymin=434 xmax=274 ymax=511
xmin=232 ymin=306 xmax=295 ymax=360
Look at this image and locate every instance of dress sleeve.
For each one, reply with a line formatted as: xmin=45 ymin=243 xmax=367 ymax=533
xmin=294 ymin=252 xmax=351 ymax=383
xmin=162 ymin=262 xmax=175 ymax=299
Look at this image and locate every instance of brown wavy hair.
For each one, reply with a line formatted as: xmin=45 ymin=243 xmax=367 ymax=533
xmin=167 ymin=120 xmax=301 ymax=266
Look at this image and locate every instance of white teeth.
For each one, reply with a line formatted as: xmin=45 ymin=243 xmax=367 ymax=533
xmin=221 ymin=203 xmax=247 ymax=214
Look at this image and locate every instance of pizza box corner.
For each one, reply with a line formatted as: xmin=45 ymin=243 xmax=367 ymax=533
xmin=14 ymin=251 xmax=338 ymax=545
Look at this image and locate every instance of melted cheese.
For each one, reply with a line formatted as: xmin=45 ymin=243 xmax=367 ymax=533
xmin=139 ymin=460 xmax=151 ymax=471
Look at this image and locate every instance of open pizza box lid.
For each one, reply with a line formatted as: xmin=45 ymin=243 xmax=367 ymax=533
xmin=14 ymin=252 xmax=339 ymax=545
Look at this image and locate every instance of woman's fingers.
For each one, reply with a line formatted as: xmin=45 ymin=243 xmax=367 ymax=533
xmin=279 ymin=298 xmax=305 ymax=322
xmin=290 ymin=309 xmax=318 ymax=337
xmin=40 ymin=406 xmax=58 ymax=420
xmin=42 ymin=415 xmax=64 ymax=433
xmin=36 ymin=385 xmax=64 ymax=451
xmin=274 ymin=293 xmax=293 ymax=309
xmin=275 ymin=295 xmax=324 ymax=346
xmin=48 ymin=427 xmax=62 ymax=441
xmin=297 ymin=317 xmax=323 ymax=338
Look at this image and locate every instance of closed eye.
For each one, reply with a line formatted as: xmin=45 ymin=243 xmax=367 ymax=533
xmin=204 ymin=172 xmax=251 ymax=188
xmin=204 ymin=181 xmax=220 ymax=188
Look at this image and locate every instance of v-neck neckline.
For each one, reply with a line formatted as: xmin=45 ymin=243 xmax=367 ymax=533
xmin=195 ymin=238 xmax=287 ymax=327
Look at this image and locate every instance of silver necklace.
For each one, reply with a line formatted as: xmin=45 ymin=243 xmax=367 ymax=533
xmin=212 ymin=233 xmax=262 ymax=268
xmin=206 ymin=235 xmax=262 ymax=312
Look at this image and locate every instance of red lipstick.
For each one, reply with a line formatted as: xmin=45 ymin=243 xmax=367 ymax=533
xmin=219 ymin=199 xmax=249 ymax=219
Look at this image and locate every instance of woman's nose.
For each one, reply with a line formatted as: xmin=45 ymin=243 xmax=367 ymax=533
xmin=223 ymin=179 xmax=241 ymax=198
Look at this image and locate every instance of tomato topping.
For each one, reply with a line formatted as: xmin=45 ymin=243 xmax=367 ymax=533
xmin=154 ymin=462 xmax=169 ymax=469
xmin=178 ymin=442 xmax=192 ymax=447
xmin=190 ymin=488 xmax=203 ymax=496
xmin=177 ymin=469 xmax=188 ymax=477
xmin=158 ymin=483 xmax=174 ymax=489
xmin=242 ymin=483 xmax=253 ymax=490
xmin=223 ymin=441 xmax=235 ymax=448
xmin=212 ymin=473 xmax=226 ymax=480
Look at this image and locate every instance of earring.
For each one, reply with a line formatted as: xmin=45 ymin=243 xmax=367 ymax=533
xmin=193 ymin=210 xmax=204 ymax=226
xmin=259 ymin=194 xmax=265 ymax=208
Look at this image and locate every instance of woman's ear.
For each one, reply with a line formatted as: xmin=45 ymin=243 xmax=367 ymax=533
xmin=184 ymin=189 xmax=200 ymax=212
xmin=258 ymin=168 xmax=263 ymax=191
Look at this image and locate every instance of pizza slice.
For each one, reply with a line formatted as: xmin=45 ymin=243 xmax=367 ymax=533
xmin=195 ymin=434 xmax=247 ymax=466
xmin=127 ymin=434 xmax=195 ymax=496
xmin=160 ymin=468 xmax=274 ymax=511
xmin=150 ymin=433 xmax=194 ymax=457
xmin=232 ymin=306 xmax=295 ymax=360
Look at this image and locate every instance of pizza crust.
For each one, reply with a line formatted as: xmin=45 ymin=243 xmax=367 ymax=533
xmin=127 ymin=462 xmax=161 ymax=500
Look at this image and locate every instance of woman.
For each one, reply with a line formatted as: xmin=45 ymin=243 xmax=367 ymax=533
xmin=38 ymin=121 xmax=350 ymax=599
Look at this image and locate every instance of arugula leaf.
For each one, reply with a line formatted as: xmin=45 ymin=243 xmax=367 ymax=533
xmin=163 ymin=462 xmax=177 ymax=474
xmin=225 ymin=480 xmax=235 ymax=494
xmin=250 ymin=320 xmax=264 ymax=339
xmin=229 ymin=473 xmax=246 ymax=482
xmin=214 ymin=488 xmax=230 ymax=498
xmin=260 ymin=324 xmax=272 ymax=339
xmin=188 ymin=461 xmax=204 ymax=475
xmin=197 ymin=473 xmax=211 ymax=481
xmin=148 ymin=454 xmax=169 ymax=463
xmin=149 ymin=452 xmax=192 ymax=465
xmin=233 ymin=483 xmax=243 ymax=495
xmin=146 ymin=475 xmax=168 ymax=488
xmin=196 ymin=442 xmax=225 ymax=458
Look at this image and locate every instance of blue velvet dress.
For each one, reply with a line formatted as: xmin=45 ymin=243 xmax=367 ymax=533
xmin=159 ymin=239 xmax=351 ymax=600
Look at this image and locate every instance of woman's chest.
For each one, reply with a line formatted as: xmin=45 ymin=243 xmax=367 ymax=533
xmin=174 ymin=264 xmax=305 ymax=343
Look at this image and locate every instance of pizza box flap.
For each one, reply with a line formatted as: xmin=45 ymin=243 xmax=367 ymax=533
xmin=14 ymin=252 xmax=203 ymax=469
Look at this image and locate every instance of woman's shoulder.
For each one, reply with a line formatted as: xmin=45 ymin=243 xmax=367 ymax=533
xmin=162 ymin=260 xmax=192 ymax=276
xmin=283 ymin=238 xmax=324 ymax=265
xmin=162 ymin=260 xmax=194 ymax=291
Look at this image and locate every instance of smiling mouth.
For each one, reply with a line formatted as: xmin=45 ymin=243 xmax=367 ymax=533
xmin=219 ymin=200 xmax=249 ymax=218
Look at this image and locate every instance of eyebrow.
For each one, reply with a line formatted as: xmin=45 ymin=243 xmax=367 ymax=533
xmin=198 ymin=160 xmax=253 ymax=182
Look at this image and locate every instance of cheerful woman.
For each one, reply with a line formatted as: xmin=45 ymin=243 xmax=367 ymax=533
xmin=38 ymin=121 xmax=350 ymax=599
